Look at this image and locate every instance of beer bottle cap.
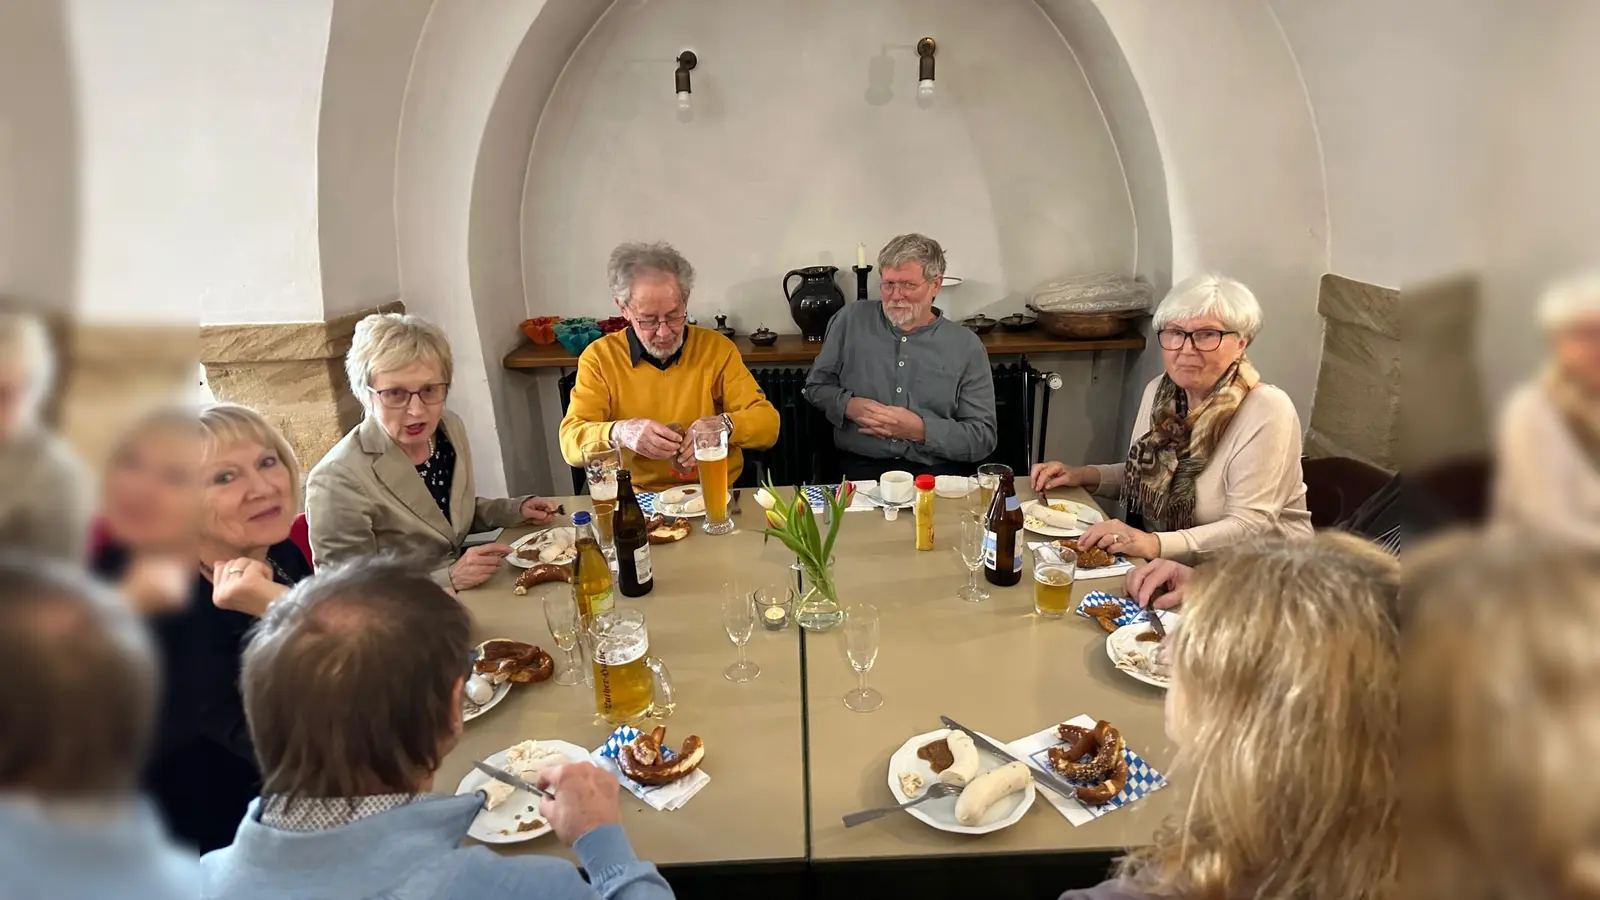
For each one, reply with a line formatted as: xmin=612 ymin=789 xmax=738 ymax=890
xmin=915 ymin=475 xmax=936 ymax=490
xmin=572 ymin=511 xmax=592 ymax=526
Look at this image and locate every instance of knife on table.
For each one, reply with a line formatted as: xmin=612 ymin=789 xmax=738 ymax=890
xmin=939 ymin=716 xmax=1080 ymax=800
xmin=473 ymin=760 xmax=553 ymax=800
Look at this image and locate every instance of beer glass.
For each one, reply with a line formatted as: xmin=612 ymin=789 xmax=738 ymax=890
xmin=589 ymin=608 xmax=677 ymax=724
xmin=690 ymin=419 xmax=733 ymax=535
xmin=583 ymin=441 xmax=623 ymax=558
xmin=976 ymin=463 xmax=1010 ymax=514
xmin=1032 ymin=544 xmax=1077 ymax=618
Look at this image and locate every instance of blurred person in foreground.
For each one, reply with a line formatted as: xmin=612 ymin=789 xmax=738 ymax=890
xmin=0 ymin=556 xmax=198 ymax=899
xmin=1494 ymin=272 xmax=1600 ymax=548
xmin=1405 ymin=536 xmax=1600 ymax=900
xmin=1032 ymin=274 xmax=1312 ymax=562
xmin=1062 ymin=532 xmax=1399 ymax=900
xmin=200 ymin=556 xmax=674 ymax=900
xmin=147 ymin=403 xmax=313 ymax=853
xmin=91 ymin=406 xmax=200 ymax=614
xmin=0 ymin=311 xmax=92 ymax=561
xmin=307 ymin=312 xmax=558 ymax=589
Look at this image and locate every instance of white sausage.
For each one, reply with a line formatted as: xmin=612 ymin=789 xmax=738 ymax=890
xmin=939 ymin=730 xmax=982 ymax=787
xmin=953 ymin=761 xmax=1030 ymax=826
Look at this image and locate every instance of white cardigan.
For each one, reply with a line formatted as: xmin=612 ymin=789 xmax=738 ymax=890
xmin=1492 ymin=381 xmax=1600 ymax=550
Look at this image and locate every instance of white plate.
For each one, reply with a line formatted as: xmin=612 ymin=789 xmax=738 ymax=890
xmin=655 ymin=486 xmax=731 ymax=519
xmin=508 ymin=527 xmax=577 ymax=569
xmin=1021 ymin=499 xmax=1103 ymax=538
xmin=862 ymin=487 xmax=915 ymax=509
xmin=1105 ymin=613 xmax=1180 ymax=689
xmin=933 ymin=475 xmax=974 ymax=499
xmin=456 ymin=739 xmax=590 ymax=844
xmin=886 ymin=728 xmax=1036 ymax=835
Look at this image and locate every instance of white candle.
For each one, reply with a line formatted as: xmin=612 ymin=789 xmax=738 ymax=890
xmin=856 ymin=243 xmax=867 ymax=268
xmin=763 ymin=606 xmax=787 ymax=625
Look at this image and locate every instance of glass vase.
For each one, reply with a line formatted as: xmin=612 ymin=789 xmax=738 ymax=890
xmin=792 ymin=556 xmax=844 ymax=632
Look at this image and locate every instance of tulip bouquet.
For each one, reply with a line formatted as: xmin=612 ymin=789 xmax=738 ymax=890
xmin=754 ymin=476 xmax=855 ymax=631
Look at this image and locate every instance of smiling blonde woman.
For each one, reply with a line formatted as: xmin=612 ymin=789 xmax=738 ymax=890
xmin=1063 ymin=531 xmax=1399 ymax=900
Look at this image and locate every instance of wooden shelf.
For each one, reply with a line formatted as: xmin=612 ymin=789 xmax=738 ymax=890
xmin=502 ymin=329 xmax=1145 ymax=370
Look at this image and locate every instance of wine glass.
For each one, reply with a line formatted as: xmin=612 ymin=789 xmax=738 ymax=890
xmin=843 ymin=603 xmax=883 ymax=712
xmin=543 ymin=593 xmax=583 ymax=686
xmin=956 ymin=514 xmax=990 ymax=602
xmin=721 ymin=583 xmax=760 ymax=683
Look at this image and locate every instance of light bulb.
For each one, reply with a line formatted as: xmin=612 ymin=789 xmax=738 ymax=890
xmin=918 ymin=79 xmax=935 ymax=100
xmin=677 ymin=90 xmax=692 ymax=112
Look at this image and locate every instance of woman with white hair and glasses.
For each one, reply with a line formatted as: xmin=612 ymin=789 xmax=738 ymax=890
xmin=306 ymin=313 xmax=559 ymax=589
xmin=1492 ymin=272 xmax=1600 ymax=548
xmin=1031 ymin=273 xmax=1311 ymax=561
xmin=0 ymin=311 xmax=91 ymax=561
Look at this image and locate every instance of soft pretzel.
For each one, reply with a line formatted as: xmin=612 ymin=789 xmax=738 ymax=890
xmin=1055 ymin=539 xmax=1116 ymax=570
xmin=513 ymin=563 xmax=571 ymax=595
xmin=645 ymin=514 xmax=691 ymax=544
xmin=473 ymin=639 xmax=555 ymax=684
xmin=617 ymin=726 xmax=705 ymax=786
xmin=1047 ymin=720 xmax=1128 ymax=804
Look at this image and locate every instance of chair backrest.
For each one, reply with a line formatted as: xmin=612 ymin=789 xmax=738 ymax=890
xmin=1302 ymin=456 xmax=1393 ymax=529
xmin=290 ymin=513 xmax=313 ymax=569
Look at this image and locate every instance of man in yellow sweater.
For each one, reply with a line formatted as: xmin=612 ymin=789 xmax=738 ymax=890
xmin=559 ymin=242 xmax=780 ymax=492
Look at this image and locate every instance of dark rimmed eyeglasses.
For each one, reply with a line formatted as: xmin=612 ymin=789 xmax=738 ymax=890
xmin=1157 ymin=328 xmax=1240 ymax=352
xmin=368 ymin=383 xmax=449 ymax=409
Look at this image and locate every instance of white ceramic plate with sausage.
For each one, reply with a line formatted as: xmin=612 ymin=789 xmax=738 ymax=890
xmin=1021 ymin=499 xmax=1103 ymax=538
xmin=455 ymin=739 xmax=590 ymax=844
xmin=1105 ymin=613 xmax=1180 ymax=689
xmin=508 ymin=527 xmax=576 ymax=569
xmin=886 ymin=728 xmax=1036 ymax=835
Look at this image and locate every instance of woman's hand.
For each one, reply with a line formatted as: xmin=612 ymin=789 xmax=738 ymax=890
xmin=449 ymin=543 xmax=512 ymax=590
xmin=1126 ymin=558 xmax=1193 ymax=609
xmin=1078 ymin=518 xmax=1159 ymax=560
xmin=520 ymin=497 xmax=561 ymax=525
xmin=211 ymin=559 xmax=287 ymax=618
xmin=1030 ymin=462 xmax=1099 ymax=493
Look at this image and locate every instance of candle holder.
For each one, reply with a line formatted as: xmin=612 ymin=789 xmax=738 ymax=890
xmin=852 ymin=264 xmax=874 ymax=301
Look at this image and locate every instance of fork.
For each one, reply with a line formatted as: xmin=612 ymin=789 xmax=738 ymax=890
xmin=841 ymin=782 xmax=964 ymax=827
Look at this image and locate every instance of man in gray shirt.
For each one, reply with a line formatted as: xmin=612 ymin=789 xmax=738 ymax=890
xmin=804 ymin=233 xmax=997 ymax=481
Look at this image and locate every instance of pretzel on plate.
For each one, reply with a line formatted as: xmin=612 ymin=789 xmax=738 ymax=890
xmin=618 ymin=726 xmax=706 ymax=785
xmin=1047 ymin=720 xmax=1129 ymax=804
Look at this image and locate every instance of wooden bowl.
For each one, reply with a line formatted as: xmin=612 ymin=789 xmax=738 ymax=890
xmin=1026 ymin=306 xmax=1139 ymax=340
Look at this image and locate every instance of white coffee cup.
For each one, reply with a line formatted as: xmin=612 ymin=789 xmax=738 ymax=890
xmin=879 ymin=470 xmax=916 ymax=505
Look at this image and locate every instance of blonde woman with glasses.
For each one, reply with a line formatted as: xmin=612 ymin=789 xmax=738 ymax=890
xmin=1062 ymin=531 xmax=1399 ymax=900
xmin=305 ymin=313 xmax=559 ymax=590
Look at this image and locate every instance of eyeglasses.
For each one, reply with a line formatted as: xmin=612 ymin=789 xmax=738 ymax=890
xmin=1157 ymin=328 xmax=1239 ymax=352
xmin=632 ymin=312 xmax=688 ymax=332
xmin=369 ymin=383 xmax=449 ymax=409
xmin=880 ymin=280 xmax=927 ymax=297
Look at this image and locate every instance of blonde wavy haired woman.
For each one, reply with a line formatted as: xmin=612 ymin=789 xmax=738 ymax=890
xmin=1062 ymin=532 xmax=1399 ymax=900
xmin=1404 ymin=535 xmax=1600 ymax=900
xmin=0 ymin=310 xmax=91 ymax=561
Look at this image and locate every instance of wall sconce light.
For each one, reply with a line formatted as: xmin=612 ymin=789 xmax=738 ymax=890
xmin=916 ymin=38 xmax=936 ymax=102
xmin=675 ymin=50 xmax=697 ymax=113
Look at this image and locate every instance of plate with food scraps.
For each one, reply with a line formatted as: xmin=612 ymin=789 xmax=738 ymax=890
xmin=460 ymin=660 xmax=511 ymax=724
xmin=1021 ymin=499 xmax=1104 ymax=538
xmin=886 ymin=728 xmax=1036 ymax=835
xmin=1105 ymin=613 xmax=1180 ymax=689
xmin=456 ymin=739 xmax=590 ymax=843
xmin=508 ymin=526 xmax=577 ymax=569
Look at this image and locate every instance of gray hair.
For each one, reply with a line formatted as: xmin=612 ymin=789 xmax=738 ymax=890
xmin=608 ymin=242 xmax=696 ymax=306
xmin=877 ymin=233 xmax=947 ymax=282
xmin=1537 ymin=271 xmax=1600 ymax=332
xmin=0 ymin=311 xmax=55 ymax=413
xmin=345 ymin=313 xmax=454 ymax=411
xmin=1152 ymin=272 xmax=1264 ymax=340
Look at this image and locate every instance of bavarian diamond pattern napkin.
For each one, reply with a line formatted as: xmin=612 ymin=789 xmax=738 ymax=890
xmin=592 ymin=725 xmax=709 ymax=811
xmin=1075 ymin=590 xmax=1153 ymax=626
xmin=1007 ymin=714 xmax=1167 ymax=826
xmin=802 ymin=485 xmax=834 ymax=510
xmin=634 ymin=493 xmax=658 ymax=516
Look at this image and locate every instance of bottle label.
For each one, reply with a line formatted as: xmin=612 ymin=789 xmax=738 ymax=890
xmin=1005 ymin=495 xmax=1020 ymax=511
xmin=983 ymin=530 xmax=1022 ymax=573
xmin=633 ymin=545 xmax=653 ymax=584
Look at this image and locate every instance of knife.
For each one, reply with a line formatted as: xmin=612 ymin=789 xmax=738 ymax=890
xmin=940 ymin=716 xmax=1080 ymax=800
xmin=1144 ymin=587 xmax=1168 ymax=638
xmin=472 ymin=760 xmax=553 ymax=800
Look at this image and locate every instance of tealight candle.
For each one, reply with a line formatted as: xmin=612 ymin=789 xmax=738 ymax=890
xmin=763 ymin=606 xmax=787 ymax=626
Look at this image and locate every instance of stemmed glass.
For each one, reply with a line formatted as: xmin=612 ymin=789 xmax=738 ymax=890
xmin=956 ymin=514 xmax=990 ymax=603
xmin=844 ymin=603 xmax=883 ymax=712
xmin=543 ymin=593 xmax=583 ymax=686
xmin=722 ymin=583 xmax=760 ymax=683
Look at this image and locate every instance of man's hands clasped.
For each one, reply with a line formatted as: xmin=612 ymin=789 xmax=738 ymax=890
xmin=847 ymin=398 xmax=925 ymax=442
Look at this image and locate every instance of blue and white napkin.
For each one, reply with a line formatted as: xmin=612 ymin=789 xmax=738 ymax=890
xmin=1028 ymin=542 xmax=1135 ymax=581
xmin=1074 ymin=590 xmax=1155 ymax=627
xmin=592 ymin=725 xmax=710 ymax=811
xmin=1007 ymin=714 xmax=1167 ymax=826
xmin=633 ymin=493 xmax=659 ymax=516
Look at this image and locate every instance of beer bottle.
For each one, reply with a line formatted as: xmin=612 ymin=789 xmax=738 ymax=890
xmin=982 ymin=469 xmax=1024 ymax=587
xmin=613 ymin=469 xmax=654 ymax=597
xmin=571 ymin=511 xmax=615 ymax=625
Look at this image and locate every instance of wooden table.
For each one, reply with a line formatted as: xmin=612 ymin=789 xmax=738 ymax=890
xmin=503 ymin=331 xmax=1145 ymax=369
xmin=437 ymin=485 xmax=1169 ymax=868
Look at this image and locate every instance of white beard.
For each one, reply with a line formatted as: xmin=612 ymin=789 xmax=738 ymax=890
xmin=645 ymin=334 xmax=685 ymax=359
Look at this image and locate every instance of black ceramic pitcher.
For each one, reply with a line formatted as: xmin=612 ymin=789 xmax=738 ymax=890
xmin=784 ymin=266 xmax=846 ymax=342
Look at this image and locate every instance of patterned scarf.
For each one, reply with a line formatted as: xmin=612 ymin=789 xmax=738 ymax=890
xmin=1123 ymin=357 xmax=1261 ymax=531
xmin=1545 ymin=365 xmax=1600 ymax=463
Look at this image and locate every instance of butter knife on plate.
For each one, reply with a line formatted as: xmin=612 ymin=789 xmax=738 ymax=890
xmin=939 ymin=716 xmax=1079 ymax=800
xmin=473 ymin=760 xmax=553 ymax=800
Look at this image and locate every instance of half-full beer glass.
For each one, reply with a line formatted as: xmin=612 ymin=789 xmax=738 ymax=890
xmin=583 ymin=440 xmax=622 ymax=558
xmin=691 ymin=419 xmax=734 ymax=535
xmin=589 ymin=608 xmax=676 ymax=724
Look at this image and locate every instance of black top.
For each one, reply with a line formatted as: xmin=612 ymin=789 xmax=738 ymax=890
xmin=416 ymin=426 xmax=457 ymax=521
xmin=627 ymin=325 xmax=689 ymax=370
xmin=93 ymin=539 xmax=313 ymax=852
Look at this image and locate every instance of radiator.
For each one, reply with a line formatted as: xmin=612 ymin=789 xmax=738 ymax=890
xmin=558 ymin=361 xmax=1052 ymax=492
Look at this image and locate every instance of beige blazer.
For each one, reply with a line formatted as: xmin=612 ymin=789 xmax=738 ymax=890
xmin=305 ymin=410 xmax=530 ymax=585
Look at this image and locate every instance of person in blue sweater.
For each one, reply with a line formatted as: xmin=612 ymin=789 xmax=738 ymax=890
xmin=199 ymin=556 xmax=674 ymax=900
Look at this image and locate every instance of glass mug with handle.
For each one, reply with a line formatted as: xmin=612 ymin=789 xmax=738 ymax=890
xmin=690 ymin=418 xmax=734 ymax=535
xmin=588 ymin=608 xmax=677 ymax=724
